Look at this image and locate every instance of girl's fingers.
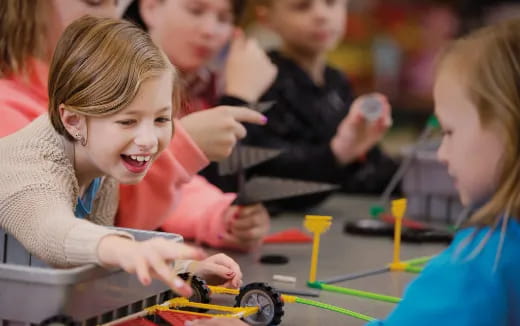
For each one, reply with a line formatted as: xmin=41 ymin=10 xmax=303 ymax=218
xmin=232 ymin=120 xmax=248 ymax=140
xmin=230 ymin=28 xmax=246 ymax=51
xmin=239 ymin=204 xmax=263 ymax=217
xmin=170 ymin=275 xmax=193 ymax=297
xmin=219 ymin=231 xmax=241 ymax=245
xmin=135 ymin=257 xmax=151 ymax=286
xmin=209 ymin=254 xmax=243 ymax=283
xmin=154 ymin=240 xmax=207 ymax=261
xmin=204 ymin=263 xmax=234 ymax=281
xmin=231 ymin=216 xmax=257 ymax=230
xmin=147 ymin=251 xmax=175 ymax=285
xmin=223 ymin=205 xmax=240 ymax=226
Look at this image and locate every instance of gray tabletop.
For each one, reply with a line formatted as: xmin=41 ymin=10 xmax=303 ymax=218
xmin=212 ymin=195 xmax=448 ymax=326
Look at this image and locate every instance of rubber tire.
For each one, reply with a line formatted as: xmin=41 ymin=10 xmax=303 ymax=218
xmin=234 ymin=283 xmax=284 ymax=326
xmin=177 ymin=272 xmax=211 ymax=312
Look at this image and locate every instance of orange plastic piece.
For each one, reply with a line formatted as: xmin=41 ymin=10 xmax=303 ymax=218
xmin=158 ymin=310 xmax=211 ymax=326
xmin=263 ymin=228 xmax=313 ymax=243
xmin=115 ymin=317 xmax=157 ymax=326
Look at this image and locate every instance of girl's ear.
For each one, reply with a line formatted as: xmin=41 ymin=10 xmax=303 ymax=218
xmin=139 ymin=0 xmax=164 ymax=31
xmin=59 ymin=104 xmax=87 ymax=140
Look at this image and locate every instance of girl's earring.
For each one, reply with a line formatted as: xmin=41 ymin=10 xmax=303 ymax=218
xmin=75 ymin=133 xmax=87 ymax=146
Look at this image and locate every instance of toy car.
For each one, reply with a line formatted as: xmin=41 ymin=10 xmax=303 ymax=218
xmin=106 ymin=274 xmax=285 ymax=326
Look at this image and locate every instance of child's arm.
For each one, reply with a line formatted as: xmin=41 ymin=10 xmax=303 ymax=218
xmin=223 ymin=29 xmax=277 ymax=104
xmin=116 ymin=120 xmax=209 ymax=230
xmin=0 ymin=182 xmax=240 ymax=294
xmin=366 ymin=238 xmax=509 ymax=326
xmin=161 ymin=176 xmax=269 ymax=251
xmin=96 ymin=234 xmax=207 ymax=297
xmin=331 ymin=94 xmax=392 ymax=164
xmin=177 ymin=106 xmax=267 ymax=162
xmin=243 ymin=113 xmax=397 ymax=194
xmin=97 ymin=236 xmax=242 ymax=294
xmin=244 ymin=123 xmax=367 ymax=180
xmin=0 ymin=186 xmax=133 ymax=267
xmin=160 ymin=175 xmax=236 ymax=247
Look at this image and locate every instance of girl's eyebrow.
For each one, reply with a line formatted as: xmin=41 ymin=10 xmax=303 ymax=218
xmin=156 ymin=106 xmax=172 ymax=113
xmin=121 ymin=106 xmax=172 ymax=115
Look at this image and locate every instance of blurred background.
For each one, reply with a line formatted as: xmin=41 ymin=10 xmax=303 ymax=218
xmin=241 ymin=0 xmax=520 ymax=154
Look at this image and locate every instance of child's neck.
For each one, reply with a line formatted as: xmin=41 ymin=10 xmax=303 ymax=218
xmin=71 ymin=142 xmax=103 ymax=196
xmin=280 ymin=44 xmax=327 ymax=86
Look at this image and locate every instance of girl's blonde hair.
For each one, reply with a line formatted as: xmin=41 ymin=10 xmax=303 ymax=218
xmin=0 ymin=0 xmax=49 ymax=77
xmin=438 ymin=18 xmax=520 ymax=227
xmin=48 ymin=16 xmax=178 ymax=140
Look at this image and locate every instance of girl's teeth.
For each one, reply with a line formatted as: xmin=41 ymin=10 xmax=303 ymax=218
xmin=128 ymin=155 xmax=151 ymax=162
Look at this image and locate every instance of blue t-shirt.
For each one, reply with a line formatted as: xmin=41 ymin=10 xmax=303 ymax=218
xmin=74 ymin=178 xmax=102 ymax=218
xmin=366 ymin=218 xmax=520 ymax=326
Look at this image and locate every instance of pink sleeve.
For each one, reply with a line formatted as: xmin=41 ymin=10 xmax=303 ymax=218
xmin=0 ymin=106 xmax=32 ymax=138
xmin=160 ymin=175 xmax=238 ymax=249
xmin=116 ymin=120 xmax=209 ymax=230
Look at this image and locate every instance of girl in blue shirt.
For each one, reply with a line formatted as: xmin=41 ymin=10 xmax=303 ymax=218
xmin=365 ymin=17 xmax=520 ymax=326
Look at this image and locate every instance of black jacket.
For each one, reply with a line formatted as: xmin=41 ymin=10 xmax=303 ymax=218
xmin=202 ymin=51 xmax=398 ymax=210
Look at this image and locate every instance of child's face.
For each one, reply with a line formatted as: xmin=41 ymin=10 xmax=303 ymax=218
xmin=146 ymin=0 xmax=234 ymax=72
xmin=265 ymin=0 xmax=347 ymax=55
xmin=83 ymin=72 xmax=174 ymax=184
xmin=434 ymin=69 xmax=504 ymax=206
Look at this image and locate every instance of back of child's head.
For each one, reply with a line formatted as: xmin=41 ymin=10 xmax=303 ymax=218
xmin=48 ymin=16 xmax=176 ymax=141
xmin=0 ymin=0 xmax=49 ymax=77
xmin=437 ymin=18 xmax=520 ymax=226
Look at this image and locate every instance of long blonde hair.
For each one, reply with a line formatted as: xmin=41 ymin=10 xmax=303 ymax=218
xmin=438 ymin=19 xmax=520 ymax=227
xmin=48 ymin=16 xmax=177 ymax=140
xmin=0 ymin=0 xmax=50 ymax=77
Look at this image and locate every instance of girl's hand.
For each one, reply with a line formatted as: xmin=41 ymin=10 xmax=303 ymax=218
xmin=179 ymin=106 xmax=267 ymax=162
xmin=188 ymin=253 xmax=243 ymax=288
xmin=224 ymin=29 xmax=278 ymax=103
xmin=221 ymin=204 xmax=270 ymax=250
xmin=97 ymin=235 xmax=206 ymax=297
xmin=331 ymin=93 xmax=392 ymax=164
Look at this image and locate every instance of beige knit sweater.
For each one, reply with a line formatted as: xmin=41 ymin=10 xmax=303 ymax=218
xmin=0 ymin=115 xmax=187 ymax=271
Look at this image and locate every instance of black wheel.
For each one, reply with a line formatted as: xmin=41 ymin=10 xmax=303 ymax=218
xmin=234 ymin=283 xmax=284 ymax=326
xmin=177 ymin=272 xmax=211 ymax=312
xmin=40 ymin=315 xmax=78 ymax=326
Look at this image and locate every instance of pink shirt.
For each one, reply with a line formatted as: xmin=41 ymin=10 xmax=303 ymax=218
xmin=0 ymin=60 xmax=49 ymax=137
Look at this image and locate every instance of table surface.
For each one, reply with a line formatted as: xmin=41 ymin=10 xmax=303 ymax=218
xmin=212 ymin=195 xmax=448 ymax=326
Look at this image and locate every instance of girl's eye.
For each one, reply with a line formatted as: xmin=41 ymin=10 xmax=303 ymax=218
xmin=155 ymin=117 xmax=172 ymax=124
xmin=187 ymin=4 xmax=205 ymax=16
xmin=116 ymin=119 xmax=136 ymax=126
xmin=290 ymin=0 xmax=312 ymax=11
xmin=83 ymin=0 xmax=117 ymax=6
xmin=218 ymin=11 xmax=233 ymax=24
xmin=83 ymin=0 xmax=103 ymax=6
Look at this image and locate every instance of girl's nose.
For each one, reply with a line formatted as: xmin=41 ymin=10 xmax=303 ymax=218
xmin=134 ymin=125 xmax=158 ymax=151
